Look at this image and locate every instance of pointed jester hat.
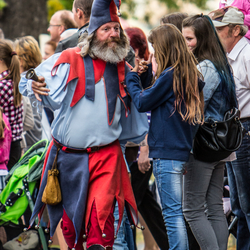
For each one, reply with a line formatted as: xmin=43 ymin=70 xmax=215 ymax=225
xmin=88 ymin=0 xmax=121 ymax=34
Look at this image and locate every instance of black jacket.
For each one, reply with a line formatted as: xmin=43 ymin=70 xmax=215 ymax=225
xmin=55 ymin=23 xmax=89 ymax=53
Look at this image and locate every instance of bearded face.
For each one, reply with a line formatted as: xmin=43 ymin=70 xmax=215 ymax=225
xmin=90 ymin=34 xmax=130 ymax=64
xmin=78 ymin=22 xmax=130 ymax=64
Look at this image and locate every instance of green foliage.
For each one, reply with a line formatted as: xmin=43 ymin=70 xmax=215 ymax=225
xmin=158 ymin=0 xmax=179 ymax=10
xmin=186 ymin=0 xmax=207 ymax=9
xmin=47 ymin=0 xmax=64 ymax=21
xmin=47 ymin=0 xmax=73 ymax=22
xmin=0 ymin=0 xmax=7 ymax=10
xmin=59 ymin=0 xmax=74 ymax=10
xmin=121 ymin=0 xmax=208 ymax=20
xmin=123 ymin=0 xmax=136 ymax=12
xmin=159 ymin=0 xmax=207 ymax=10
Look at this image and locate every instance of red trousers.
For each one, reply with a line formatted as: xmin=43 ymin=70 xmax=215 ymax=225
xmin=40 ymin=140 xmax=137 ymax=249
xmin=61 ymin=201 xmax=115 ymax=250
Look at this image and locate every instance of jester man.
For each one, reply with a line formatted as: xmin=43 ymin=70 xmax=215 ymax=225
xmin=19 ymin=0 xmax=149 ymax=249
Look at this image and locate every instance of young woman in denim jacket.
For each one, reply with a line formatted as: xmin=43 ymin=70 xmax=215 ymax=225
xmin=182 ymin=15 xmax=237 ymax=250
xmin=125 ymin=24 xmax=204 ymax=250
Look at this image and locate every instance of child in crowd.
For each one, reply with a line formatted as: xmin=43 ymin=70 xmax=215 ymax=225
xmin=125 ymin=24 xmax=204 ymax=250
xmin=43 ymin=40 xmax=56 ymax=61
xmin=182 ymin=14 xmax=237 ymax=250
xmin=0 ymin=40 xmax=23 ymax=170
xmin=0 ymin=108 xmax=11 ymax=192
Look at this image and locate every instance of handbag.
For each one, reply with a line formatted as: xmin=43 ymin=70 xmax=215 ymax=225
xmin=42 ymin=147 xmax=62 ymax=205
xmin=193 ymin=107 xmax=245 ymax=162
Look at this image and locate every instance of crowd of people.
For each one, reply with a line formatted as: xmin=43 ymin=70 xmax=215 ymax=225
xmin=0 ymin=0 xmax=250 ymax=249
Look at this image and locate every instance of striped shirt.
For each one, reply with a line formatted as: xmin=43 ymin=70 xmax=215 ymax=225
xmin=0 ymin=70 xmax=23 ymax=141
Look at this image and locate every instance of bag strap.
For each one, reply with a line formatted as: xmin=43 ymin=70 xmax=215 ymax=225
xmin=51 ymin=147 xmax=60 ymax=171
xmin=24 ymin=177 xmax=48 ymax=250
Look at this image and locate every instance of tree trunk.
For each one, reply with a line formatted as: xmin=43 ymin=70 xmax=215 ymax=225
xmin=0 ymin=0 xmax=47 ymax=42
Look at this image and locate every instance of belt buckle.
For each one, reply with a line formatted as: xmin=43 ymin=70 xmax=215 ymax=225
xmin=87 ymin=146 xmax=100 ymax=153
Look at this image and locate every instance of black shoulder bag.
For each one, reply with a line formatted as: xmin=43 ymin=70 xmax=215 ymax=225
xmin=193 ymin=107 xmax=245 ymax=162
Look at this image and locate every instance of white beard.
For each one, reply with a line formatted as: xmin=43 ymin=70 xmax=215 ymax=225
xmin=90 ymin=39 xmax=129 ymax=64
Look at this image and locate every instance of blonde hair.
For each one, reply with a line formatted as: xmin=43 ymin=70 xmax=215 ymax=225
xmin=148 ymin=24 xmax=204 ymax=124
xmin=0 ymin=40 xmax=22 ymax=107
xmin=14 ymin=36 xmax=42 ymax=71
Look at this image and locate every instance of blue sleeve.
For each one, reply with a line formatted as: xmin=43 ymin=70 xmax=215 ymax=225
xmin=139 ymin=63 xmax=153 ymax=89
xmin=125 ymin=69 xmax=174 ymax=112
xmin=197 ymin=60 xmax=220 ymax=111
xmin=19 ymin=53 xmax=71 ymax=111
xmin=119 ymin=101 xmax=149 ymax=147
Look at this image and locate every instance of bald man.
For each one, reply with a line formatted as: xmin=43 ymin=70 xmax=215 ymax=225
xmin=47 ymin=10 xmax=77 ymax=45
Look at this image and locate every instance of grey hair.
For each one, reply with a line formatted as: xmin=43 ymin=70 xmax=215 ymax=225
xmin=228 ymin=23 xmax=248 ymax=36
xmin=78 ymin=32 xmax=95 ymax=58
xmin=78 ymin=28 xmax=130 ymax=59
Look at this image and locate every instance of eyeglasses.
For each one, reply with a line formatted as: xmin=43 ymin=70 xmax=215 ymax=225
xmin=48 ymin=24 xmax=61 ymax=28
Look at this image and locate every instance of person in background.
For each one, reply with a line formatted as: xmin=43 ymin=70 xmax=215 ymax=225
xmin=0 ymin=107 xmax=11 ymax=192
xmin=0 ymin=40 xmax=23 ymax=170
xmin=43 ymin=40 xmax=57 ymax=61
xmin=182 ymin=14 xmax=237 ymax=250
xmin=20 ymin=96 xmax=34 ymax=154
xmin=126 ymin=24 xmax=204 ymax=250
xmin=160 ymin=12 xmax=188 ymax=30
xmin=125 ymin=27 xmax=149 ymax=61
xmin=48 ymin=10 xmax=77 ymax=46
xmin=124 ymin=26 xmax=169 ymax=250
xmin=14 ymin=36 xmax=42 ymax=152
xmin=160 ymin=12 xmax=200 ymax=250
xmin=59 ymin=29 xmax=78 ymax=41
xmin=211 ymin=7 xmax=250 ymax=250
xmin=218 ymin=0 xmax=250 ymax=41
xmin=55 ymin=0 xmax=94 ymax=53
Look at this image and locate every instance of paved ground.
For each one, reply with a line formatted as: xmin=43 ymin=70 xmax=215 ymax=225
xmin=136 ymin=234 xmax=236 ymax=250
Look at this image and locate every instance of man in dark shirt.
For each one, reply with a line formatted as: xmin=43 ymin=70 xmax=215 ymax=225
xmin=55 ymin=0 xmax=94 ymax=53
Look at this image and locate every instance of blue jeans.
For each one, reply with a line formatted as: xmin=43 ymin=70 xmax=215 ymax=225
xmin=226 ymin=120 xmax=250 ymax=250
xmin=113 ymin=202 xmax=134 ymax=250
xmin=153 ymin=159 xmax=188 ymax=250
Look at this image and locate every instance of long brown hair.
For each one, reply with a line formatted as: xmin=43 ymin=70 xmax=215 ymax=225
xmin=182 ymin=15 xmax=237 ymax=107
xmin=148 ymin=24 xmax=204 ymax=125
xmin=0 ymin=107 xmax=5 ymax=139
xmin=0 ymin=40 xmax=21 ymax=107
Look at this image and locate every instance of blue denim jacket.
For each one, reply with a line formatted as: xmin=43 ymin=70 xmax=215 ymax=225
xmin=198 ymin=60 xmax=231 ymax=122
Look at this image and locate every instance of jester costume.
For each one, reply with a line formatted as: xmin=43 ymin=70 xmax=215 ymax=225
xmin=19 ymin=44 xmax=148 ymax=249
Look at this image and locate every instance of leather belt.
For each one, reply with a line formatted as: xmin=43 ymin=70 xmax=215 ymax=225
xmin=53 ymin=139 xmax=105 ymax=154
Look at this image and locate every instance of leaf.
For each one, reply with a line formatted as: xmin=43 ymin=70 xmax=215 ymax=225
xmin=0 ymin=0 xmax=7 ymax=10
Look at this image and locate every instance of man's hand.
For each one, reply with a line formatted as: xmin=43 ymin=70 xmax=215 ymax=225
xmin=138 ymin=145 xmax=151 ymax=174
xmin=32 ymin=76 xmax=50 ymax=102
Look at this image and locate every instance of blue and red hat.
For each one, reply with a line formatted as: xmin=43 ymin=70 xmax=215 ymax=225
xmin=88 ymin=0 xmax=121 ymax=34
